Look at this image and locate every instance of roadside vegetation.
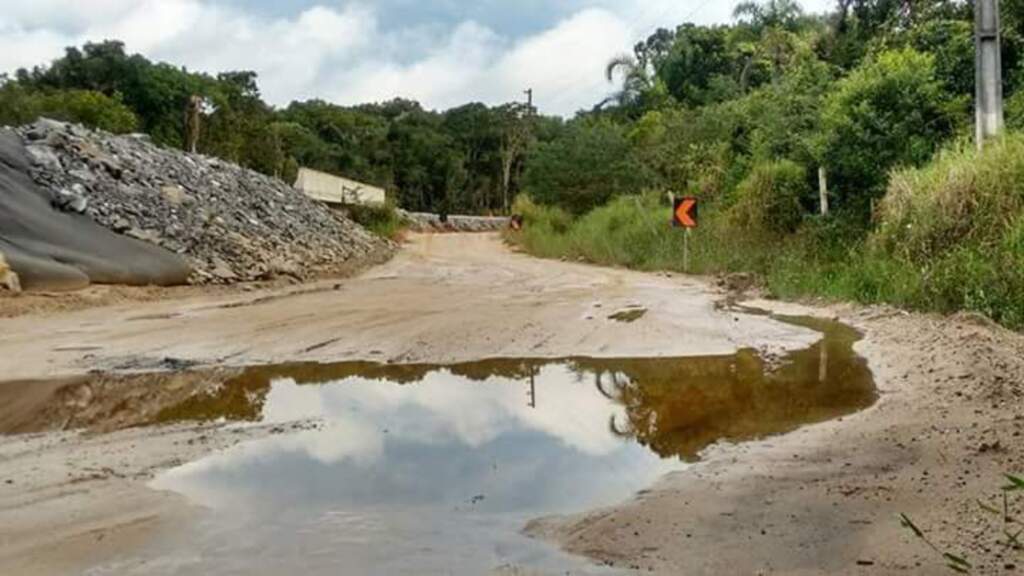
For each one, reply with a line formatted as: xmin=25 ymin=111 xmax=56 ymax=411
xmin=508 ymin=0 xmax=1024 ymax=330
xmin=345 ymin=202 xmax=408 ymax=241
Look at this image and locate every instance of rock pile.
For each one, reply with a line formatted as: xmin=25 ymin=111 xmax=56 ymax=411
xmin=400 ymin=211 xmax=510 ymax=233
xmin=17 ymin=119 xmax=389 ymax=284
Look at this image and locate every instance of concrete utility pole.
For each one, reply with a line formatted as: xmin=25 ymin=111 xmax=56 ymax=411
xmin=976 ymin=0 xmax=1004 ymax=149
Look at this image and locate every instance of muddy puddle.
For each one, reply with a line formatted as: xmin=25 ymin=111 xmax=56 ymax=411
xmin=52 ymin=314 xmax=874 ymax=575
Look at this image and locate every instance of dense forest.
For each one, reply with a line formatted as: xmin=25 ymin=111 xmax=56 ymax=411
xmin=3 ymin=0 xmax=1024 ymax=326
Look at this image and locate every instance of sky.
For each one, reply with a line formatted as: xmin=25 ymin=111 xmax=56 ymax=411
xmin=0 ymin=0 xmax=834 ymax=116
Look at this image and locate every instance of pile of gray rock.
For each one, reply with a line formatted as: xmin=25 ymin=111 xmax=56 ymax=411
xmin=16 ymin=119 xmax=389 ymax=284
xmin=400 ymin=211 xmax=510 ymax=233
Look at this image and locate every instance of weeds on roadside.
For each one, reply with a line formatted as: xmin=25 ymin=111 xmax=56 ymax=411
xmin=900 ymin=474 xmax=1024 ymax=573
xmin=507 ymin=135 xmax=1024 ymax=331
xmin=346 ymin=202 xmax=407 ymax=240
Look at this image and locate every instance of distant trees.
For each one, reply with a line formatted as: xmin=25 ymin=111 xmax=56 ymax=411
xmin=1 ymin=41 xmax=558 ymax=216
xmin=2 ymin=0 xmax=1006 ymax=224
xmin=524 ymin=118 xmax=651 ymax=215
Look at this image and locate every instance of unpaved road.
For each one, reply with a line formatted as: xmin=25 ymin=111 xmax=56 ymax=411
xmin=0 ymin=233 xmax=814 ymax=381
xmin=1 ymin=233 xmax=1023 ymax=575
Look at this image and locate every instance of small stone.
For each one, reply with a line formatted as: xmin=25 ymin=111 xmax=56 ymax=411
xmin=24 ymin=144 xmax=62 ymax=171
xmin=53 ymin=187 xmax=89 ymax=214
xmin=160 ymin=185 xmax=193 ymax=206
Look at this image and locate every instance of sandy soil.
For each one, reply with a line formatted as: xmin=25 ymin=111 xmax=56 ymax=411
xmin=1 ymin=233 xmax=1022 ymax=575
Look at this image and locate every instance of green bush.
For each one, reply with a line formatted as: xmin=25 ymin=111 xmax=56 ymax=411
xmin=729 ymin=160 xmax=809 ymax=235
xmin=821 ymin=48 xmax=954 ymax=214
xmin=0 ymin=83 xmax=138 ymax=133
xmin=1008 ymin=90 xmax=1024 ymax=131
xmin=346 ymin=202 xmax=406 ymax=240
xmin=507 ymin=196 xmax=575 ymax=258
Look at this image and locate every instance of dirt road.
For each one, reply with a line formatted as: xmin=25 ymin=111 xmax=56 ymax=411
xmin=0 ymin=233 xmax=814 ymax=381
xmin=1 ymin=233 xmax=1022 ymax=575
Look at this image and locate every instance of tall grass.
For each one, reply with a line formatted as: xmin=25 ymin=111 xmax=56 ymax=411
xmin=511 ymin=193 xmax=793 ymax=276
xmin=508 ymin=134 xmax=1024 ymax=329
xmin=346 ymin=202 xmax=407 ymax=240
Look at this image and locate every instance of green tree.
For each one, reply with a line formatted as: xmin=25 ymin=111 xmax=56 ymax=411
xmin=820 ymin=48 xmax=953 ymax=216
xmin=733 ymin=0 xmax=805 ymax=32
xmin=524 ymin=118 xmax=652 ymax=215
xmin=658 ymin=24 xmax=743 ymax=107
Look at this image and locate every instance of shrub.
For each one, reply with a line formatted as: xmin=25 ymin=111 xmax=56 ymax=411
xmin=821 ymin=48 xmax=954 ymax=214
xmin=346 ymin=202 xmax=406 ymax=240
xmin=730 ymin=160 xmax=809 ymax=235
xmin=870 ymin=133 xmax=1024 ymax=327
xmin=507 ymin=196 xmax=575 ymax=258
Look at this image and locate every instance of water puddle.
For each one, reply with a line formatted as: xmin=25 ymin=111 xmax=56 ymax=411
xmin=93 ymin=313 xmax=875 ymax=575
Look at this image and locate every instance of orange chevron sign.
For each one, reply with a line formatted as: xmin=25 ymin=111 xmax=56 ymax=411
xmin=673 ymin=197 xmax=698 ymax=228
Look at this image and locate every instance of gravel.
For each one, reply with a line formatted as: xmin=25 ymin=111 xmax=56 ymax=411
xmin=17 ymin=119 xmax=390 ymax=284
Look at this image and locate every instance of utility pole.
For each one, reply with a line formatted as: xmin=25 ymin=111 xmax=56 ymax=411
xmin=524 ymin=88 xmax=534 ymax=114
xmin=976 ymin=0 xmax=1004 ymax=149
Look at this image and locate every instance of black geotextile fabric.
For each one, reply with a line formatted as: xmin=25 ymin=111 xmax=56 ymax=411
xmin=0 ymin=129 xmax=191 ymax=291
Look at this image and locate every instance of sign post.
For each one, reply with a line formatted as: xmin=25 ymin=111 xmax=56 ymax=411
xmin=672 ymin=196 xmax=699 ymax=273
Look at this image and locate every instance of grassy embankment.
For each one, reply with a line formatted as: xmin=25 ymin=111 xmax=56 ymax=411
xmin=509 ymin=135 xmax=1024 ymax=329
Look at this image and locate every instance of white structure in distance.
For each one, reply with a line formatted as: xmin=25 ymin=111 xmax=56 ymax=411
xmin=294 ymin=167 xmax=386 ymax=207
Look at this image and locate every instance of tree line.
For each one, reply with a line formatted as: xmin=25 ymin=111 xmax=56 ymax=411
xmin=0 ymin=41 xmax=561 ymax=215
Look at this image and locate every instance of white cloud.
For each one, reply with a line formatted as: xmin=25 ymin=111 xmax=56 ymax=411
xmin=0 ymin=0 xmax=837 ymax=116
xmin=0 ymin=26 xmax=68 ymax=74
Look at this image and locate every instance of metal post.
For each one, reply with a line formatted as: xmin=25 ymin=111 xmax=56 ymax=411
xmin=683 ymin=228 xmax=691 ymax=274
xmin=818 ymin=166 xmax=830 ymax=217
xmin=976 ymin=0 xmax=1004 ymax=149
